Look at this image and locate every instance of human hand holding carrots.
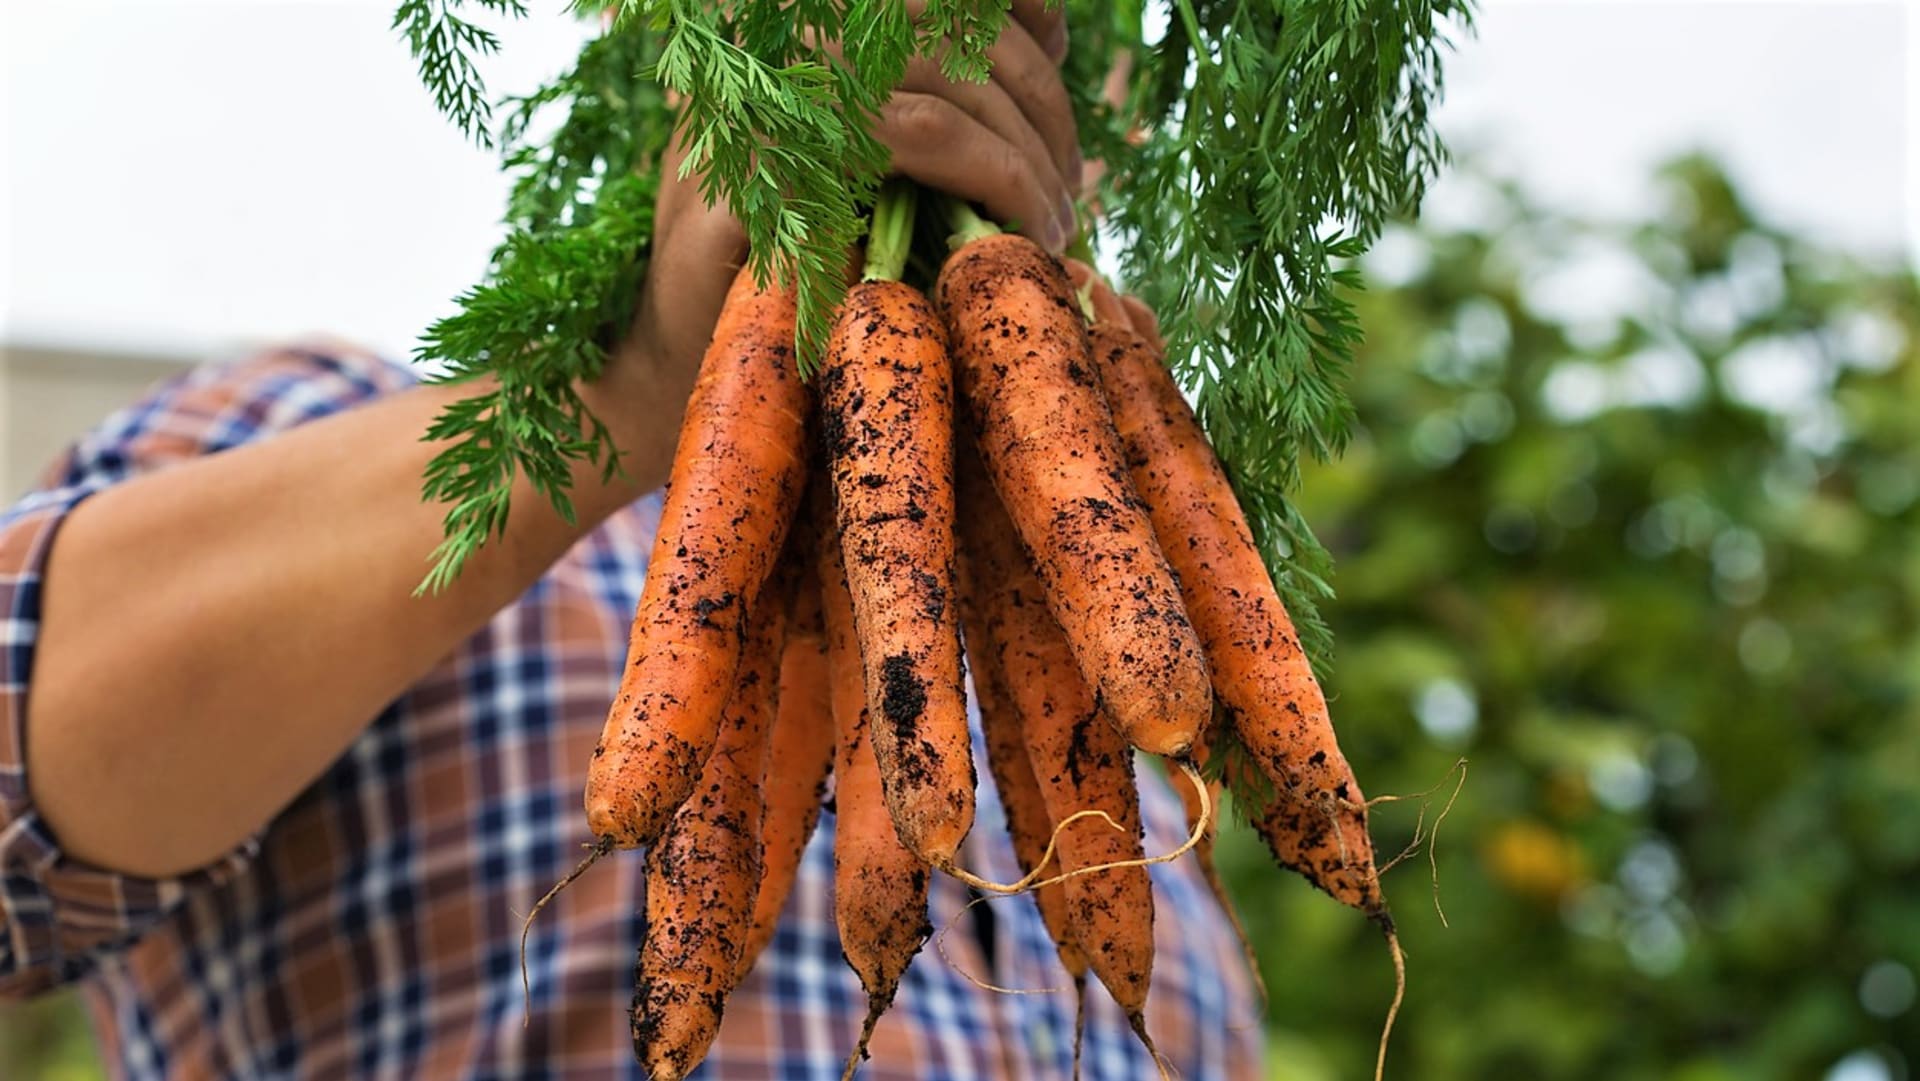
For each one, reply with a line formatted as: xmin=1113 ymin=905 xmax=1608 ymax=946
xmin=607 ymin=0 xmax=1081 ymax=420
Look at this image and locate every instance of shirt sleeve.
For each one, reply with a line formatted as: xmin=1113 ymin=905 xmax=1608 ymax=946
xmin=0 ymin=344 xmax=415 ymax=997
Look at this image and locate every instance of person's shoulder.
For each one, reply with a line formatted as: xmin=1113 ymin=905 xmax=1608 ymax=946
xmin=183 ymin=337 xmax=418 ymax=410
xmin=41 ymin=339 xmax=419 ymax=491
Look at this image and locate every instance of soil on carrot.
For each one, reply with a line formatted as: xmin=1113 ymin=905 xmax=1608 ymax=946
xmin=939 ymin=237 xmax=1209 ymax=759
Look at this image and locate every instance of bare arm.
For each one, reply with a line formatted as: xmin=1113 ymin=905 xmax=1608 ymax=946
xmin=25 ymin=340 xmax=689 ymax=877
xmin=23 ymin=5 xmax=1078 ymax=879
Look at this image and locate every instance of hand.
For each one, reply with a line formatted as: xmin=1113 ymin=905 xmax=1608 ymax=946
xmin=873 ymin=0 xmax=1080 ymax=249
xmin=614 ymin=2 xmax=1080 ymax=406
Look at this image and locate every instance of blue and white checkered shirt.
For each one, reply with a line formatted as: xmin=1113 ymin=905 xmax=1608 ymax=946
xmin=0 ymin=345 xmax=1264 ymax=1079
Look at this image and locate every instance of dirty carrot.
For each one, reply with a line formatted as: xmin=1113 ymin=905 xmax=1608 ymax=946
xmin=821 ymin=519 xmax=932 ymax=1080
xmin=956 ymin=548 xmax=1089 ymax=986
xmin=965 ymin=630 xmax=1093 ymax=1074
xmin=586 ymin=265 xmax=811 ymax=850
xmin=632 ymin=550 xmax=789 ymax=1079
xmin=962 ymin=619 xmax=1089 ymax=984
xmin=955 ymin=444 xmax=1159 ymax=1058
xmin=935 ymin=200 xmax=1210 ymax=759
xmin=1082 ymin=285 xmax=1385 ymax=918
xmin=819 ymin=182 xmax=975 ymax=868
xmin=737 ymin=519 xmax=835 ymax=983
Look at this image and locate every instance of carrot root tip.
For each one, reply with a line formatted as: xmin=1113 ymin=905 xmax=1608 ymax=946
xmin=1071 ymin=975 xmax=1087 ymax=1081
xmin=840 ymin=996 xmax=891 ymax=1081
xmin=1375 ymin=925 xmax=1408 ymax=1081
xmin=1127 ymin=1010 xmax=1173 ymax=1081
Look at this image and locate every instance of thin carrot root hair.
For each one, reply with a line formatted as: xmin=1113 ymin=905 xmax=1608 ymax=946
xmin=1070 ymin=277 xmax=1098 ymax=321
xmin=932 ymin=891 xmax=1076 ymax=996
xmin=1375 ymin=921 xmax=1407 ymax=1081
xmin=517 ymin=835 xmax=613 ymax=1025
xmin=941 ymin=806 xmax=1123 ymax=893
xmin=1370 ymin=758 xmax=1468 ymax=926
xmin=944 ymin=761 xmax=1212 ymax=896
xmin=1181 ymin=765 xmax=1267 ymax=1018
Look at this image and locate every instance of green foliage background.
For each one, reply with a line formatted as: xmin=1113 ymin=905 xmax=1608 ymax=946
xmin=1219 ymin=155 xmax=1920 ymax=1080
xmin=3 ymin=155 xmax=1914 ymax=1079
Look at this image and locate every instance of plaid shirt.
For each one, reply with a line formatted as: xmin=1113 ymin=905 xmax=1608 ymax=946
xmin=0 ymin=346 xmax=1265 ymax=1080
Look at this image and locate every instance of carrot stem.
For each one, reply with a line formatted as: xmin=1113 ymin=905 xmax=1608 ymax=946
xmin=1065 ymin=228 xmax=1096 ymax=266
xmin=943 ymin=197 xmax=1002 ymax=248
xmin=863 ymin=180 xmax=917 ymax=283
xmin=1071 ymin=279 xmax=1097 ymax=323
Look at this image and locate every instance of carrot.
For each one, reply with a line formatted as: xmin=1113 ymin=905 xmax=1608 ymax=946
xmin=822 ymin=518 xmax=931 ymax=1080
xmin=632 ymin=547 xmax=789 ymax=1079
xmin=935 ymin=221 xmax=1211 ymax=759
xmin=963 ymin=625 xmax=1088 ymax=980
xmin=956 ymin=559 xmax=1088 ymax=984
xmin=1078 ymin=288 xmax=1383 ymax=916
xmin=959 ymin=534 xmax=1094 ymax=1075
xmin=955 ymin=445 xmax=1159 ymax=1056
xmin=967 ymin=636 xmax=1093 ymax=1075
xmin=586 ymin=266 xmax=811 ymax=849
xmin=818 ymin=274 xmax=974 ymax=868
xmin=736 ymin=520 xmax=835 ymax=983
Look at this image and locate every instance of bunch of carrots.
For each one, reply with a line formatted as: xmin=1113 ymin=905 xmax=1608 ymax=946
xmin=548 ymin=184 xmax=1398 ymax=1081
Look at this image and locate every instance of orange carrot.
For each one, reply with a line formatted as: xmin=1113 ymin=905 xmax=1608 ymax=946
xmin=956 ymin=565 xmax=1088 ymax=986
xmin=1079 ymin=281 xmax=1383 ymax=917
xmin=967 ymin=635 xmax=1089 ymax=983
xmin=818 ymin=279 xmax=975 ymax=867
xmin=632 ymin=547 xmax=788 ymax=1079
xmin=959 ymin=531 xmax=1094 ymax=1073
xmin=737 ymin=522 xmax=835 ymax=982
xmin=936 ymin=230 xmax=1211 ymax=759
xmin=955 ymin=445 xmax=1158 ymax=1053
xmin=587 ymin=266 xmax=811 ymax=849
xmin=822 ymin=520 xmax=931 ymax=1078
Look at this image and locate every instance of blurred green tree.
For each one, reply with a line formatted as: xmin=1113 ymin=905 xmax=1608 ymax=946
xmin=0 ymin=991 xmax=102 ymax=1080
xmin=1225 ymin=154 xmax=1920 ymax=1081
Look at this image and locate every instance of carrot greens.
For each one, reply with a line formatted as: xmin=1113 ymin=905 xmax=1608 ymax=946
xmin=396 ymin=0 xmax=1469 ymax=675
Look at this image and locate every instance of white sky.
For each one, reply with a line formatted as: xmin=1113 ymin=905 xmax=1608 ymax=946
xmin=0 ymin=0 xmax=1913 ymax=363
xmin=1436 ymin=0 xmax=1912 ymax=253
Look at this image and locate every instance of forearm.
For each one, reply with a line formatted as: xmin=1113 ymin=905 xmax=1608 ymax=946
xmin=24 ymin=346 xmax=685 ymax=877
